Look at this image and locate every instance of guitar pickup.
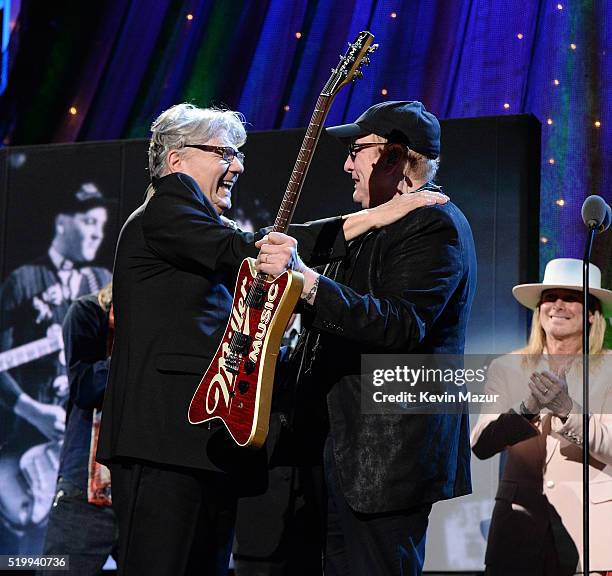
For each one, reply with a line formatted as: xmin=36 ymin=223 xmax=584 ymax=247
xmin=246 ymin=286 xmax=265 ymax=309
xmin=230 ymin=331 xmax=251 ymax=355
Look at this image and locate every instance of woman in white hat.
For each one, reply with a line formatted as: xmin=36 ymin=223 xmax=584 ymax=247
xmin=471 ymin=258 xmax=612 ymax=576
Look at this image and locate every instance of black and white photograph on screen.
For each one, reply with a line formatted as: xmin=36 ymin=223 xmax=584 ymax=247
xmin=0 ymin=146 xmax=120 ymax=556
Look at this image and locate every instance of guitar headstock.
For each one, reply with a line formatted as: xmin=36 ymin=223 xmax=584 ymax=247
xmin=323 ymin=31 xmax=377 ymax=98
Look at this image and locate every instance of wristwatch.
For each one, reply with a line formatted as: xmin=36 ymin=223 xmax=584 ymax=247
xmin=519 ymin=401 xmax=539 ymax=421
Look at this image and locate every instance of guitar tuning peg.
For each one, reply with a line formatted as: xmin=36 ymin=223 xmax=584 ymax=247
xmin=354 ymin=70 xmax=363 ymax=79
xmin=368 ymin=44 xmax=379 ymax=53
xmin=362 ymin=57 xmax=370 ymax=66
xmin=331 ymin=67 xmax=337 ymax=74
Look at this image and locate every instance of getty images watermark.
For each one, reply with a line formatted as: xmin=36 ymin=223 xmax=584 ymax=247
xmin=361 ymin=354 xmax=612 ymax=414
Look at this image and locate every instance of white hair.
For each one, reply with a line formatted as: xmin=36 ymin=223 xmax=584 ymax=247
xmin=148 ymin=103 xmax=247 ymax=179
xmin=406 ymin=149 xmax=440 ymax=181
xmin=369 ymin=134 xmax=439 ymax=181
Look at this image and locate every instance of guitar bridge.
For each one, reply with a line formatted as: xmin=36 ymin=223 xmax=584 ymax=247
xmin=224 ymin=352 xmax=241 ymax=375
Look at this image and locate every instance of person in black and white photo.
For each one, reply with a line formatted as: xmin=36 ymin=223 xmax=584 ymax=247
xmin=0 ymin=182 xmax=111 ymax=553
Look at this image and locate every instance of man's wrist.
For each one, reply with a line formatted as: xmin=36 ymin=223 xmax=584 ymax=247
xmin=14 ymin=393 xmax=35 ymax=418
xmin=301 ymin=270 xmax=320 ymax=305
xmin=556 ymin=400 xmax=573 ymax=423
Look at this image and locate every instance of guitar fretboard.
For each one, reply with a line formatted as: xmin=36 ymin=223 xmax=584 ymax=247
xmin=272 ymin=94 xmax=330 ymax=235
xmin=0 ymin=337 xmax=62 ymax=372
xmin=251 ymin=29 xmax=374 ymax=295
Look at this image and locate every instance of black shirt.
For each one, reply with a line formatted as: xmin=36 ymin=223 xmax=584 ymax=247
xmin=59 ymin=294 xmax=109 ymax=490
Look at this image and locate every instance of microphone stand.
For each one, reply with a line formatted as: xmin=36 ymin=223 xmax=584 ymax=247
xmin=582 ymin=227 xmax=595 ymax=576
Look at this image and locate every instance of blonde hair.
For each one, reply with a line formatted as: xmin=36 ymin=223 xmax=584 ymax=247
xmin=97 ymin=282 xmax=113 ymax=313
xmin=516 ymin=307 xmax=607 ymax=356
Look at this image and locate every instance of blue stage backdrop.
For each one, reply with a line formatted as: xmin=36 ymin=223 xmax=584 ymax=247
xmin=0 ymin=0 xmax=611 ymax=283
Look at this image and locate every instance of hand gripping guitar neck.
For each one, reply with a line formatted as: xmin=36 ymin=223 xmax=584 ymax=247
xmin=188 ymin=31 xmax=377 ymax=448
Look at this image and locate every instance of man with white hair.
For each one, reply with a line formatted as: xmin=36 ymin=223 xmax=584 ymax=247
xmin=97 ymin=103 xmax=448 ymax=575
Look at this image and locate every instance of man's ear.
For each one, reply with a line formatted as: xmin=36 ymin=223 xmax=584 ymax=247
xmin=166 ymin=150 xmax=182 ymax=173
xmin=386 ymin=150 xmax=399 ymax=165
xmin=384 ymin=144 xmax=405 ymax=167
xmin=381 ymin=145 xmax=408 ymax=181
xmin=55 ymin=214 xmax=68 ymax=235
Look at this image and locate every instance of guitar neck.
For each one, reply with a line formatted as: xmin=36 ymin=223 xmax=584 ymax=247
xmin=0 ymin=337 xmax=62 ymax=373
xmin=255 ymin=29 xmax=376 ymax=289
xmin=272 ymin=94 xmax=332 ymax=234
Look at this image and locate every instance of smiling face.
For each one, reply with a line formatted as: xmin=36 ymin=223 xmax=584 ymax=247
xmin=539 ymin=288 xmax=593 ymax=341
xmin=170 ymin=134 xmax=244 ymax=214
xmin=57 ymin=206 xmax=107 ymax=262
xmin=343 ymin=135 xmax=408 ymax=208
xmin=344 ymin=136 xmax=382 ymax=208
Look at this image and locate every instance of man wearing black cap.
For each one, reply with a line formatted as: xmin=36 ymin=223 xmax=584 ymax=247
xmin=0 ymin=182 xmax=111 ymax=553
xmin=257 ymin=101 xmax=477 ymax=575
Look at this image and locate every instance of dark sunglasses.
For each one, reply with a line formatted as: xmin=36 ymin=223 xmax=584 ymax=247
xmin=347 ymin=142 xmax=384 ymax=161
xmin=185 ymin=144 xmax=245 ymax=164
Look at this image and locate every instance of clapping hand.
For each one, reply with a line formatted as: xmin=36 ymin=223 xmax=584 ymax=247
xmin=528 ymin=369 xmax=573 ymax=418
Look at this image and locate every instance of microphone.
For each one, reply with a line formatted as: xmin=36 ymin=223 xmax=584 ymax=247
xmin=578 ymin=193 xmax=610 ymax=576
xmin=602 ymin=203 xmax=612 ymax=232
xmin=581 ymin=195 xmax=611 ymax=232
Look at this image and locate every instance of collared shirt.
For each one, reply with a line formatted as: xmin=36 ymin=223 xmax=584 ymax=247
xmin=48 ymin=247 xmax=82 ymax=301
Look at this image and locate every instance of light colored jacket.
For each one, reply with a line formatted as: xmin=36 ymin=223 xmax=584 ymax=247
xmin=471 ymin=352 xmax=612 ymax=573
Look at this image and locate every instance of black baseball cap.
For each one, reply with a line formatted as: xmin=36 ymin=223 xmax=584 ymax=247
xmin=59 ymin=182 xmax=115 ymax=215
xmin=326 ymin=101 xmax=440 ymax=159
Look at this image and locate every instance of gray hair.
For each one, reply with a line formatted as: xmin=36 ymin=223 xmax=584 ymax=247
xmin=148 ymin=103 xmax=247 ymax=179
xmin=369 ymin=134 xmax=439 ymax=182
xmin=406 ymin=149 xmax=439 ymax=182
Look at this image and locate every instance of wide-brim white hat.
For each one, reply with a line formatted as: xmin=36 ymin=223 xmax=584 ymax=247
xmin=512 ymin=258 xmax=612 ymax=317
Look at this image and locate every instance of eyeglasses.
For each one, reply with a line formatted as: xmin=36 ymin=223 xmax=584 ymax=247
xmin=185 ymin=144 xmax=245 ymax=164
xmin=347 ymin=142 xmax=385 ymax=161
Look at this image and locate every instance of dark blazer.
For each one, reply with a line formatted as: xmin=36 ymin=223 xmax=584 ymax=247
xmin=305 ymin=201 xmax=477 ymax=513
xmin=97 ymin=173 xmax=345 ymax=473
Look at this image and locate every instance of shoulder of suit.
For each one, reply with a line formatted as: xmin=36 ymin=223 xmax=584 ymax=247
xmin=67 ymin=293 xmax=105 ymax=323
xmin=382 ymin=201 xmax=462 ymax=239
xmin=152 ymin=173 xmax=202 ymax=202
xmin=72 ymin=292 xmax=100 ymax=309
xmin=148 ymin=173 xmax=221 ymax=220
xmin=2 ymin=258 xmax=53 ymax=288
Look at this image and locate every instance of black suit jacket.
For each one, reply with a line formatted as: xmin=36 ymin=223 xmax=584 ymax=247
xmin=97 ymin=173 xmax=345 ymax=473
xmin=304 ymin=201 xmax=477 ymax=513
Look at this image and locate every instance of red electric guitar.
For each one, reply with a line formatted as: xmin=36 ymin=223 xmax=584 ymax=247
xmin=189 ymin=31 xmax=377 ymax=448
